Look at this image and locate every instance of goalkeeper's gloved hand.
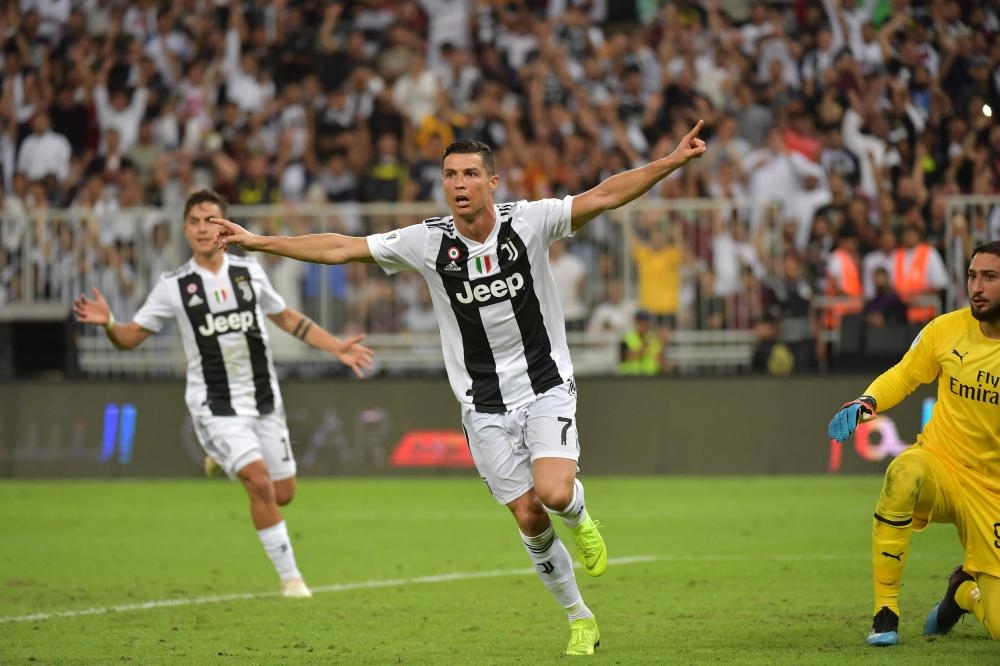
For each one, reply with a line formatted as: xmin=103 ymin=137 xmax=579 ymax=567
xmin=827 ymin=396 xmax=877 ymax=443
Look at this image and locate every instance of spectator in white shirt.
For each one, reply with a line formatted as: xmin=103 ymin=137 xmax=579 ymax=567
xmin=391 ymin=49 xmax=439 ymax=129
xmin=92 ymin=60 xmax=148 ymax=153
xmin=24 ymin=0 xmax=72 ymax=44
xmin=435 ymin=43 xmax=481 ymax=113
xmin=841 ymin=91 xmax=899 ymax=201
xmin=16 ymin=111 xmax=72 ymax=183
xmin=417 ymin=0 xmax=471 ymax=68
xmin=222 ymin=5 xmax=274 ymax=115
xmin=587 ymin=278 xmax=635 ymax=338
xmin=549 ymin=239 xmax=588 ymax=332
xmin=862 ymin=228 xmax=898 ymax=300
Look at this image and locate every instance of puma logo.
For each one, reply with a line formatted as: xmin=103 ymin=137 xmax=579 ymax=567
xmin=952 ymin=349 xmax=968 ymax=363
xmin=881 ymin=551 xmax=903 ymax=561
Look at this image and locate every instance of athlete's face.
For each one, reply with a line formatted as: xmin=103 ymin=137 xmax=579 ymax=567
xmin=184 ymin=201 xmax=224 ymax=256
xmin=441 ymin=152 xmax=499 ymax=221
xmin=968 ymin=251 xmax=1000 ymax=323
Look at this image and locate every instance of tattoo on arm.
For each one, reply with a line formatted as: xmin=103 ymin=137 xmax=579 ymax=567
xmin=291 ymin=317 xmax=313 ymax=341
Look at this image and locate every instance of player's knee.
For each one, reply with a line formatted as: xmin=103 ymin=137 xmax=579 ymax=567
xmin=240 ymin=470 xmax=276 ymax=503
xmin=274 ymin=478 xmax=296 ymax=506
xmin=509 ymin=500 xmax=548 ymax=534
xmin=536 ymin=485 xmax=573 ymax=513
xmin=879 ymin=456 xmax=929 ymax=510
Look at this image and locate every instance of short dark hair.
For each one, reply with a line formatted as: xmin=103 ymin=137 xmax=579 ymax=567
xmin=183 ymin=189 xmax=228 ymax=219
xmin=442 ymin=139 xmax=495 ymax=175
xmin=971 ymin=240 xmax=1000 ymax=260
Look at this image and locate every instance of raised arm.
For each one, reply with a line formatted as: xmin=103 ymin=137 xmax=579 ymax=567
xmin=267 ymin=306 xmax=374 ymax=378
xmin=570 ymin=119 xmax=706 ymax=231
xmin=211 ymin=217 xmax=376 ymax=265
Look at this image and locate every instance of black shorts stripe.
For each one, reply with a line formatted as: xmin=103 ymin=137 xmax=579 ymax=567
xmin=229 ymin=265 xmax=275 ymax=415
xmin=179 ymin=274 xmax=234 ymax=416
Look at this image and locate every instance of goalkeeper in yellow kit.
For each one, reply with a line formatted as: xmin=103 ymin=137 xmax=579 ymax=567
xmin=828 ymin=240 xmax=1000 ymax=646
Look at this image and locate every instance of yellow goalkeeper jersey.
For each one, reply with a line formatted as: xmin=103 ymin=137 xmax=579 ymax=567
xmin=865 ymin=309 xmax=1000 ymax=476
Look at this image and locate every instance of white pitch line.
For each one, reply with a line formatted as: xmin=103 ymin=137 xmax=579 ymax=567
xmin=0 ymin=555 xmax=656 ymax=624
xmin=1 ymin=551 xmax=908 ymax=625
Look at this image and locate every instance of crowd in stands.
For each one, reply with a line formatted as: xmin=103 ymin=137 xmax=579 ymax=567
xmin=1 ymin=0 xmax=998 ymax=374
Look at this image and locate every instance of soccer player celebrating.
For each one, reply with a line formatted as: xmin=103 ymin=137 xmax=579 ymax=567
xmin=209 ymin=121 xmax=707 ymax=655
xmin=73 ymin=189 xmax=373 ymax=598
xmin=828 ymin=240 xmax=1000 ymax=646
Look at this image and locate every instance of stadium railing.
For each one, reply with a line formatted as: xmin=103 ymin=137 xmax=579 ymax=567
xmin=17 ymin=196 xmax=997 ymax=377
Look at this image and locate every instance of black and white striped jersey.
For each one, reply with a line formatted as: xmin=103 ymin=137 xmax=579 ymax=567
xmin=368 ymin=196 xmax=576 ymax=413
xmin=133 ymin=254 xmax=287 ymax=418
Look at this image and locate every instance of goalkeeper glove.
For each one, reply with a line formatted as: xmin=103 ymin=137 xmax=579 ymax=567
xmin=827 ymin=396 xmax=877 ymax=443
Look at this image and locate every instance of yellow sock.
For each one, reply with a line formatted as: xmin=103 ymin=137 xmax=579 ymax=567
xmin=963 ymin=573 xmax=1000 ymax=639
xmin=871 ymin=513 xmax=912 ymax=616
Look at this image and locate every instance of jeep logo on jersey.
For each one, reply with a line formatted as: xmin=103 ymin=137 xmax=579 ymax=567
xmin=197 ymin=310 xmax=257 ymax=336
xmin=454 ymin=273 xmax=525 ymax=305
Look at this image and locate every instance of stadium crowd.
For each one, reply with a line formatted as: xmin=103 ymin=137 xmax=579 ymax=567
xmin=0 ymin=0 xmax=998 ymax=373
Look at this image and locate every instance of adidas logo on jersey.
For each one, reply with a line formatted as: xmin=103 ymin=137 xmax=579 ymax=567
xmin=443 ymin=260 xmax=462 ymax=271
xmin=197 ymin=310 xmax=257 ymax=337
xmin=454 ymin=272 xmax=525 ymax=305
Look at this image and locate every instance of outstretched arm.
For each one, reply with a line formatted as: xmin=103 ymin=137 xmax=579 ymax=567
xmin=73 ymin=287 xmax=155 ymax=351
xmin=211 ymin=217 xmax=376 ymax=265
xmin=268 ymin=307 xmax=374 ymax=379
xmin=570 ymin=120 xmax=707 ymax=231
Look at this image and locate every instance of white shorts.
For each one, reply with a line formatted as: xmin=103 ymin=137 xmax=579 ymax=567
xmin=461 ymin=378 xmax=580 ymax=505
xmin=192 ymin=409 xmax=296 ymax=481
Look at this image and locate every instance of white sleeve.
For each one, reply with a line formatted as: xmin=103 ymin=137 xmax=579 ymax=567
xmin=367 ymin=224 xmax=429 ymax=275
xmin=925 ymin=247 xmax=949 ymax=290
xmin=840 ymin=108 xmax=866 ymax=157
xmin=251 ymin=261 xmax=287 ymax=314
xmin=826 ymin=254 xmax=843 ymax=282
xmin=224 ymin=27 xmax=240 ymax=77
xmin=56 ymin=137 xmax=71 ymax=182
xmin=131 ymin=278 xmax=175 ymax=333
xmin=516 ymin=195 xmax=574 ymax=245
xmin=93 ymin=85 xmax=110 ymax=124
xmin=127 ymin=88 xmax=149 ymax=127
xmin=14 ymin=135 xmax=31 ymax=174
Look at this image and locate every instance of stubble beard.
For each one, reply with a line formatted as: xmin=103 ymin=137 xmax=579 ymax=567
xmin=970 ymin=300 xmax=1000 ymax=323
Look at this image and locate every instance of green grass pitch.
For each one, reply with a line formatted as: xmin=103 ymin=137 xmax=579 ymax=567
xmin=1 ymin=476 xmax=996 ymax=664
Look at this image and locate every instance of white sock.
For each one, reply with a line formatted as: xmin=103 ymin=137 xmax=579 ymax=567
xmin=520 ymin=525 xmax=589 ymax=616
xmin=550 ymin=479 xmax=587 ymax=530
xmin=257 ymin=520 xmax=302 ymax=582
xmin=566 ymin=598 xmax=594 ymax=622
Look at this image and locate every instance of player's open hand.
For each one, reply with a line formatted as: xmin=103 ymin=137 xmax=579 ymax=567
xmin=671 ymin=119 xmax=707 ymax=166
xmin=335 ymin=334 xmax=375 ymax=379
xmin=827 ymin=398 xmax=876 ymax=443
xmin=209 ymin=216 xmax=260 ymax=252
xmin=73 ymin=287 xmax=111 ymax=325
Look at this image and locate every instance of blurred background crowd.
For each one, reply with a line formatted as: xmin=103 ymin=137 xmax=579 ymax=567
xmin=0 ymin=0 xmax=998 ymax=376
